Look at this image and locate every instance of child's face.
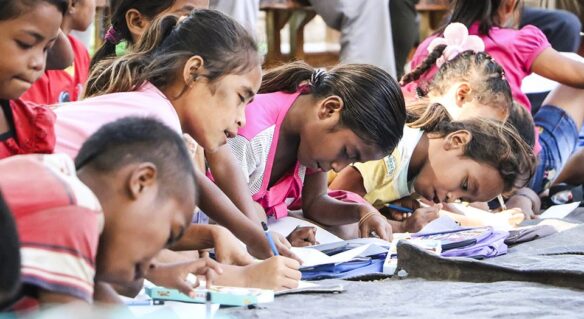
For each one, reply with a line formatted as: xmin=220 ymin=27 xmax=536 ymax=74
xmin=70 ymin=0 xmax=97 ymax=32
xmin=176 ymin=64 xmax=262 ymax=152
xmin=297 ymin=97 xmax=386 ymax=172
xmin=94 ymin=166 xmax=195 ymax=284
xmin=413 ymin=131 xmax=505 ymax=203
xmin=0 ymin=3 xmax=63 ymax=99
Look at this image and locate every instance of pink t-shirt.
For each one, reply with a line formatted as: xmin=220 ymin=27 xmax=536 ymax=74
xmin=54 ymin=82 xmax=181 ymax=158
xmin=407 ymin=23 xmax=550 ymax=111
xmin=226 ymin=91 xmax=313 ymax=219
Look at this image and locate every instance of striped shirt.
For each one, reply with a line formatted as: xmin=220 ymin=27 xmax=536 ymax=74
xmin=0 ymin=154 xmax=103 ymax=310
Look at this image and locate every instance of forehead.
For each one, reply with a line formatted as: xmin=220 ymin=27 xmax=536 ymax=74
xmin=2 ymin=3 xmax=62 ymax=37
xmin=166 ymin=0 xmax=209 ymax=14
xmin=216 ymin=66 xmax=262 ymax=92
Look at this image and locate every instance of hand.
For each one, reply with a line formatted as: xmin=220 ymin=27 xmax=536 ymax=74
xmin=358 ymin=210 xmax=393 ymax=241
xmin=242 ymin=256 xmax=301 ymax=291
xmin=211 ymin=226 xmax=255 ymax=266
xmin=401 ymin=205 xmax=440 ymax=233
xmin=247 ymin=231 xmax=303 ymax=263
xmin=506 ymin=194 xmax=537 ymax=220
xmin=381 ymin=197 xmax=420 ymax=221
xmin=495 ymin=208 xmax=526 ymax=226
xmin=146 ymin=257 xmax=223 ymax=297
xmin=287 ymin=226 xmax=319 ymax=247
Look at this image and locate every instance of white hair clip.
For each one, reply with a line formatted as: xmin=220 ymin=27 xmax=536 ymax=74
xmin=428 ymin=22 xmax=485 ymax=67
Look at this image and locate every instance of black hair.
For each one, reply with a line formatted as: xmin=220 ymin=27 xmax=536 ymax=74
xmin=260 ymin=61 xmax=407 ymax=154
xmin=441 ymin=0 xmax=522 ymax=36
xmin=90 ymin=0 xmax=179 ymax=69
xmin=506 ymin=101 xmax=536 ymax=148
xmin=85 ymin=9 xmax=260 ymax=98
xmin=0 ymin=0 xmax=68 ymax=21
xmin=0 ymin=191 xmax=21 ymax=305
xmin=75 ymin=117 xmax=196 ymax=199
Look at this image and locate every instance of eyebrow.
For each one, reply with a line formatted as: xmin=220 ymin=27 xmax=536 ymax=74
xmin=23 ymin=30 xmax=45 ymax=43
xmin=242 ymin=86 xmax=255 ymax=99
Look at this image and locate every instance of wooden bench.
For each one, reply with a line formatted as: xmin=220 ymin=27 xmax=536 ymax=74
xmin=260 ymin=0 xmax=317 ymax=67
xmin=415 ymin=1 xmax=449 ymax=40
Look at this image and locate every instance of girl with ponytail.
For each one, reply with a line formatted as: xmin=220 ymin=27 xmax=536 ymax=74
xmin=207 ymin=60 xmax=408 ymax=241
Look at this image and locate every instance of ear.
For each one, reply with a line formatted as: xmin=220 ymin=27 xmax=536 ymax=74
xmin=68 ymin=0 xmax=79 ymax=16
xmin=443 ymin=130 xmax=472 ymax=151
xmin=455 ymin=82 xmax=472 ymax=108
xmin=125 ymin=9 xmax=148 ymax=43
xmin=182 ymin=55 xmax=205 ymax=85
xmin=128 ymin=163 xmax=158 ymax=200
xmin=317 ymin=95 xmax=344 ymax=120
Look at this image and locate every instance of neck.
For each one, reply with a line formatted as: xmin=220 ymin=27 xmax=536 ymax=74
xmin=60 ymin=17 xmax=74 ymax=35
xmin=77 ymin=169 xmax=111 ymax=216
xmin=407 ymin=132 xmax=429 ymax=181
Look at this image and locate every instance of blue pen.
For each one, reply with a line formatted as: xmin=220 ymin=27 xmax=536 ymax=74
xmin=261 ymin=221 xmax=279 ymax=256
xmin=385 ymin=204 xmax=414 ymax=213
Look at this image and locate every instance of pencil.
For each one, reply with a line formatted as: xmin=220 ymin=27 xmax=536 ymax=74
xmin=261 ymin=221 xmax=279 ymax=256
xmin=385 ymin=203 xmax=414 ymax=213
xmin=497 ymin=195 xmax=507 ymax=210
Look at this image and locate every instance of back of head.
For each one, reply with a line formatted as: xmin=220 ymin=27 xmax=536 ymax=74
xmin=75 ymin=117 xmax=195 ymax=200
xmin=430 ymin=117 xmax=536 ymax=194
xmin=0 ymin=0 xmax=68 ymax=20
xmin=85 ymin=9 xmax=260 ymax=98
xmin=446 ymin=0 xmax=509 ymax=36
xmin=90 ymin=0 xmax=179 ymax=68
xmin=0 ymin=192 xmax=20 ymax=305
xmin=260 ymin=61 xmax=407 ymax=154
xmin=402 ymin=47 xmax=513 ymax=119
xmin=506 ymin=101 xmax=535 ymax=148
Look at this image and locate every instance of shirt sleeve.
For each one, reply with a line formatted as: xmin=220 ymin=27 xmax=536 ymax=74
xmin=515 ymin=25 xmax=552 ymax=73
xmin=18 ymin=205 xmax=100 ymax=302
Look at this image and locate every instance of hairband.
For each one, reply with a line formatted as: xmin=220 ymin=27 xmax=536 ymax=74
xmin=428 ymin=22 xmax=485 ymax=67
xmin=105 ymin=26 xmax=122 ymax=45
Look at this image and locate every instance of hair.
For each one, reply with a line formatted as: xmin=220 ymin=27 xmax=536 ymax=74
xmin=506 ymin=101 xmax=535 ymax=148
xmin=90 ymin=0 xmax=179 ymax=69
xmin=85 ymin=9 xmax=260 ymax=98
xmin=75 ymin=117 xmax=196 ymax=199
xmin=260 ymin=61 xmax=407 ymax=154
xmin=402 ymin=46 xmax=513 ymax=119
xmin=0 ymin=0 xmax=68 ymax=20
xmin=0 ymin=192 xmax=20 ymax=305
xmin=442 ymin=0 xmax=522 ymax=36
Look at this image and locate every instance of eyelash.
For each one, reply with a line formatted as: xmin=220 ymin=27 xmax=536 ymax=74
xmin=238 ymin=94 xmax=245 ymax=103
xmin=16 ymin=40 xmax=33 ymax=50
xmin=462 ymin=177 xmax=469 ymax=192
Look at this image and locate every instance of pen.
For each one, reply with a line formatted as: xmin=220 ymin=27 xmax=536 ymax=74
xmin=206 ymin=291 xmax=213 ymax=319
xmin=261 ymin=221 xmax=279 ymax=256
xmin=385 ymin=204 xmax=414 ymax=213
xmin=497 ymin=195 xmax=507 ymax=210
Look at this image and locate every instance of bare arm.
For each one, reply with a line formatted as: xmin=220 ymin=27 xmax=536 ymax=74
xmin=532 ymin=48 xmax=584 ymax=89
xmin=328 ymin=166 xmax=367 ymax=196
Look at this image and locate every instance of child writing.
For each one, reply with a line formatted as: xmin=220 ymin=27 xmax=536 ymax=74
xmin=90 ymin=0 xmax=210 ymax=69
xmin=20 ymin=0 xmax=96 ymax=105
xmin=329 ymin=104 xmax=536 ymax=232
xmin=0 ymin=117 xmax=223 ymax=311
xmin=0 ymin=0 xmax=70 ymax=158
xmin=55 ymin=10 xmax=301 ymax=284
xmin=208 ymin=61 xmax=408 ymax=241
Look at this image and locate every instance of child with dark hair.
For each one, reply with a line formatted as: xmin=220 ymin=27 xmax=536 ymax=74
xmin=90 ymin=0 xmax=209 ymax=69
xmin=208 ymin=61 xmax=407 ymax=241
xmin=20 ymin=0 xmax=96 ymax=104
xmin=0 ymin=192 xmax=20 ymax=308
xmin=0 ymin=117 xmax=221 ymax=311
xmin=0 ymin=0 xmax=69 ymax=158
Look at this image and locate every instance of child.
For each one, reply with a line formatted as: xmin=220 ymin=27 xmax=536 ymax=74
xmin=209 ymin=61 xmax=408 ymax=241
xmin=0 ymin=192 xmax=20 ymax=307
xmin=58 ymin=10 xmax=295 ymax=259
xmin=90 ymin=0 xmax=210 ymax=69
xmin=0 ymin=117 xmax=222 ymax=311
xmin=20 ymin=0 xmax=96 ymax=105
xmin=0 ymin=0 xmax=69 ymax=158
xmin=406 ymin=0 xmax=584 ymax=111
xmin=329 ymin=107 xmax=536 ymax=231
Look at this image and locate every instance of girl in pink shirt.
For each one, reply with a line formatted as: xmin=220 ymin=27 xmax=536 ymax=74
xmin=209 ymin=61 xmax=407 ymax=241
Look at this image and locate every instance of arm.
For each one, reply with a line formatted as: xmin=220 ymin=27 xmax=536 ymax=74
xmin=506 ymin=187 xmax=541 ymax=219
xmin=328 ymin=166 xmax=367 ymax=196
xmin=302 ymin=172 xmax=392 ymax=240
xmin=46 ymin=30 xmax=74 ymax=70
xmin=205 ymin=145 xmax=263 ymax=224
xmin=532 ymin=48 xmax=584 ymax=89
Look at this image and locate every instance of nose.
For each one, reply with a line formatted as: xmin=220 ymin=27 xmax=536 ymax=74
xmin=331 ymin=159 xmax=351 ymax=172
xmin=29 ymin=51 xmax=46 ymax=72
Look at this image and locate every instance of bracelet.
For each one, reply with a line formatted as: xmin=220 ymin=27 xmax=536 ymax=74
xmin=358 ymin=211 xmax=382 ymax=228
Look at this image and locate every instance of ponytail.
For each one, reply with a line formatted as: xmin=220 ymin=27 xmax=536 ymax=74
xmin=84 ymin=15 xmax=179 ymax=98
xmin=406 ymin=100 xmax=452 ymax=132
xmin=259 ymin=61 xmax=315 ymax=94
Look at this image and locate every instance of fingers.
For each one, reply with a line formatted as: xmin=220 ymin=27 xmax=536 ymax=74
xmin=276 ymin=241 xmax=303 ymax=264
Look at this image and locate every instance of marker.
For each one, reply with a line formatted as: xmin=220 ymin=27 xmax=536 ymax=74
xmin=261 ymin=221 xmax=279 ymax=256
xmin=497 ymin=195 xmax=507 ymax=210
xmin=385 ymin=204 xmax=414 ymax=213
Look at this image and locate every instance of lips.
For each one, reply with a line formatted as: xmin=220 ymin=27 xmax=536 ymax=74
xmin=14 ymin=76 xmax=34 ymax=85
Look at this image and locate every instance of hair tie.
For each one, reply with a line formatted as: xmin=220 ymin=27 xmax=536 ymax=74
xmin=104 ymin=26 xmax=122 ymax=45
xmin=310 ymin=69 xmax=327 ymax=89
xmin=427 ymin=22 xmax=485 ymax=67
